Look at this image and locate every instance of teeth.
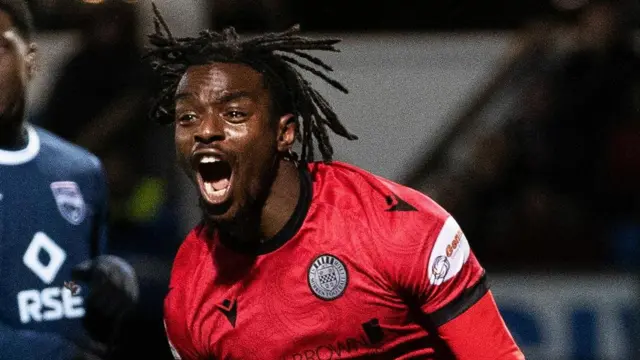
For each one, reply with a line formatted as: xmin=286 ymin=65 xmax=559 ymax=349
xmin=200 ymin=156 xmax=221 ymax=164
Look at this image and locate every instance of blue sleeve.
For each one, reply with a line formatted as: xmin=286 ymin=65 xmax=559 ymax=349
xmin=0 ymin=320 xmax=79 ymax=359
xmin=91 ymin=159 xmax=109 ymax=257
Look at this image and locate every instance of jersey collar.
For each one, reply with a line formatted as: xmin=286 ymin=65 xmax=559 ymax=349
xmin=0 ymin=125 xmax=40 ymax=165
xmin=219 ymin=165 xmax=313 ymax=255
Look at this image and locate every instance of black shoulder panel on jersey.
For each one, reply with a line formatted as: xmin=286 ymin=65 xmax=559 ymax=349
xmin=429 ymin=274 xmax=489 ymax=327
xmin=385 ymin=193 xmax=417 ymax=212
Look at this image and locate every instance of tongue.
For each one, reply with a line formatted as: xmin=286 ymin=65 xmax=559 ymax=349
xmin=210 ymin=178 xmax=230 ymax=191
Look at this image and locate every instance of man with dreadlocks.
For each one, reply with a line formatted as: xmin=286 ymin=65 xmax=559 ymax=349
xmin=148 ymin=5 xmax=524 ymax=359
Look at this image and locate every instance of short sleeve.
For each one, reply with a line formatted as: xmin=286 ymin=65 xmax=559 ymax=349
xmin=397 ymin=215 xmax=488 ymax=327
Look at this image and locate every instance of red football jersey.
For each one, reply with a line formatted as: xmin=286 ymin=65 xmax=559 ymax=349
xmin=164 ymin=161 xmax=523 ymax=359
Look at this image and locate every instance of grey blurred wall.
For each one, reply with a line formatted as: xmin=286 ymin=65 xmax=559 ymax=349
xmin=308 ymin=33 xmax=510 ymax=180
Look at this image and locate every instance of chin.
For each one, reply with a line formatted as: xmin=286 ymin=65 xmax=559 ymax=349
xmin=199 ymin=192 xmax=263 ymax=238
xmin=200 ymin=197 xmax=236 ymax=224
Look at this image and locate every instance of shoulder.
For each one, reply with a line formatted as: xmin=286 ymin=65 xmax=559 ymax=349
xmin=308 ymin=160 xmax=450 ymax=235
xmin=309 ymin=161 xmax=462 ymax=272
xmin=35 ymin=126 xmax=104 ymax=177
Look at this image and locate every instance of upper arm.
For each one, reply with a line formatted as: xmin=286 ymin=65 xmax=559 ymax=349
xmin=395 ymin=215 xmax=487 ymax=324
xmin=436 ymin=290 xmax=525 ymax=360
xmin=393 ymin=215 xmax=523 ymax=358
xmin=423 ymin=216 xmax=488 ymax=325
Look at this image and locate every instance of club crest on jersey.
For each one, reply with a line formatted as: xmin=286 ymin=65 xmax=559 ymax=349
xmin=308 ymin=254 xmax=348 ymax=301
xmin=50 ymin=181 xmax=86 ymax=225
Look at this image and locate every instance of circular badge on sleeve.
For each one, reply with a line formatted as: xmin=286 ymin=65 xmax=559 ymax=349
xmin=308 ymin=254 xmax=348 ymax=301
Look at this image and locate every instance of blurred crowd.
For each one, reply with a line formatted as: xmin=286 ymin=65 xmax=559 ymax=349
xmin=424 ymin=0 xmax=640 ymax=272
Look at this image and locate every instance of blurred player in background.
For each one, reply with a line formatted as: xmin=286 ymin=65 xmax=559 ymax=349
xmin=0 ymin=1 xmax=138 ymax=359
xmin=147 ymin=5 xmax=524 ymax=359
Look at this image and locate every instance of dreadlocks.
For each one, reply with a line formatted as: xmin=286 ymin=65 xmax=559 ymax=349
xmin=143 ymin=4 xmax=357 ymax=163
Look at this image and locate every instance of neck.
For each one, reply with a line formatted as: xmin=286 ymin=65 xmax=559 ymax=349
xmin=258 ymin=160 xmax=301 ymax=240
xmin=0 ymin=113 xmax=27 ymax=150
xmin=214 ymin=159 xmax=302 ymax=247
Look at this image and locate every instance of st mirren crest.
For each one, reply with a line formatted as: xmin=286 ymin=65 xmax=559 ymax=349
xmin=308 ymin=254 xmax=348 ymax=301
xmin=50 ymin=181 xmax=86 ymax=225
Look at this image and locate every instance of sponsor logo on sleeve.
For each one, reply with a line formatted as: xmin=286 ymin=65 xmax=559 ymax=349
xmin=428 ymin=217 xmax=470 ymax=285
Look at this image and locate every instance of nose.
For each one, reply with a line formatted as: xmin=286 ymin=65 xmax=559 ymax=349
xmin=194 ymin=116 xmax=224 ymax=144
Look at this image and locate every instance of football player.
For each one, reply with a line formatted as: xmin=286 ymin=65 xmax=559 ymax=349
xmin=147 ymin=5 xmax=525 ymax=359
xmin=0 ymin=1 xmax=137 ymax=359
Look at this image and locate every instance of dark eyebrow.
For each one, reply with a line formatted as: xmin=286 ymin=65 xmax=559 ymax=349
xmin=174 ymin=91 xmax=253 ymax=104
xmin=215 ymin=91 xmax=253 ymax=104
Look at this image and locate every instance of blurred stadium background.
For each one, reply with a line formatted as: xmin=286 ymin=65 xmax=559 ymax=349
xmin=22 ymin=0 xmax=640 ymax=358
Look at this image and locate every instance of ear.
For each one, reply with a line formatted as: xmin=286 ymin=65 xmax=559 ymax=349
xmin=276 ymin=113 xmax=296 ymax=153
xmin=25 ymin=43 xmax=37 ymax=80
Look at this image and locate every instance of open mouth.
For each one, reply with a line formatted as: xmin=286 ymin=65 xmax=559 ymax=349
xmin=196 ymin=156 xmax=233 ymax=205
